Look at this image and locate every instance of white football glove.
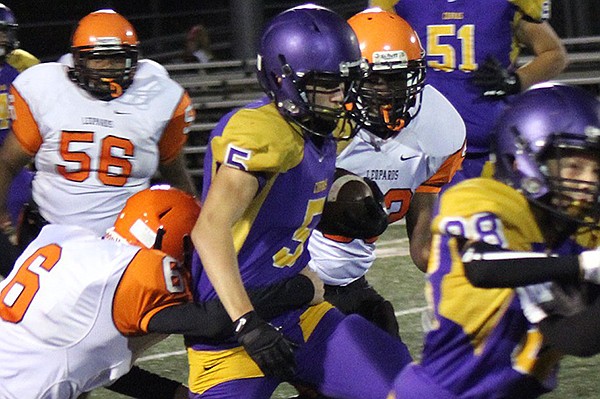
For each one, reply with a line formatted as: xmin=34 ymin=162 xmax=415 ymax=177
xmin=515 ymin=283 xmax=553 ymax=324
xmin=579 ymin=249 xmax=600 ymax=284
xmin=516 ymin=280 xmax=589 ymax=324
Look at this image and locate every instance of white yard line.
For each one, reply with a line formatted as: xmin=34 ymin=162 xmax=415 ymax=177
xmin=138 ymin=350 xmax=187 ymax=362
xmin=394 ymin=306 xmax=428 ymax=316
xmin=374 ymin=237 xmax=410 ymax=258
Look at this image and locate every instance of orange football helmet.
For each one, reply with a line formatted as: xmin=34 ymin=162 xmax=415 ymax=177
xmin=348 ymin=8 xmax=426 ymax=138
xmin=70 ymin=9 xmax=139 ymax=100
xmin=107 ymin=186 xmax=200 ymax=263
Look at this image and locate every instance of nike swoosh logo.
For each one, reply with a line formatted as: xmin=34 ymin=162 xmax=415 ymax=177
xmin=400 ymin=155 xmax=419 ymax=161
xmin=114 ymin=110 xmax=131 ymax=115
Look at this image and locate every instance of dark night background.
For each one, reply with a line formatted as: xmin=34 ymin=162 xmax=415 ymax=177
xmin=4 ymin=0 xmax=600 ymax=62
xmin=6 ymin=0 xmax=218 ymax=61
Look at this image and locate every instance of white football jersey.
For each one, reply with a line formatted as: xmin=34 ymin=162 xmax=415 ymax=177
xmin=0 ymin=225 xmax=190 ymax=398
xmin=9 ymin=60 xmax=194 ymax=235
xmin=308 ymin=85 xmax=466 ymax=285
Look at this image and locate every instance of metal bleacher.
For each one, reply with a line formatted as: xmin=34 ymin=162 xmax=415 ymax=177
xmin=164 ymin=38 xmax=600 ymax=189
xmin=164 ymin=59 xmax=262 ymax=186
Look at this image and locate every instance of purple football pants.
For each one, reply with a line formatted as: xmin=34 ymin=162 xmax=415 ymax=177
xmin=8 ymin=169 xmax=33 ymax=225
xmin=391 ymin=364 xmax=458 ymax=399
xmin=189 ymin=310 xmax=413 ymax=399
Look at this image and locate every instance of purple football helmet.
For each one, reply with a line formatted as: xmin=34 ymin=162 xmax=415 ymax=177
xmin=256 ymin=4 xmax=366 ymax=138
xmin=494 ymin=83 xmax=600 ymax=226
xmin=0 ymin=3 xmax=18 ymax=60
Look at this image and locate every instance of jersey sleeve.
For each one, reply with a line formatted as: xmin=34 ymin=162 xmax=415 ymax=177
xmin=9 ymin=85 xmax=42 ymax=155
xmin=113 ymin=249 xmax=193 ymax=335
xmin=432 ymin=178 xmax=544 ymax=244
xmin=158 ymin=90 xmax=195 ymax=164
xmin=6 ymin=49 xmax=40 ymax=73
xmin=510 ymin=0 xmax=551 ymax=21
xmin=416 ymin=141 xmax=466 ymax=193
xmin=210 ymin=104 xmax=305 ymax=173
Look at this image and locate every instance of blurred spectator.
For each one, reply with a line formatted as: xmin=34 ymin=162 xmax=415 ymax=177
xmin=182 ymin=24 xmax=214 ymax=63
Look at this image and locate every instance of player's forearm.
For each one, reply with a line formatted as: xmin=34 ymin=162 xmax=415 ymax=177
xmin=516 ymin=47 xmax=567 ymax=90
xmin=0 ymin=133 xmax=32 ymax=222
xmin=516 ymin=21 xmax=568 ymax=90
xmin=192 ymin=222 xmax=254 ymax=321
xmin=200 ymin=252 xmax=253 ymax=321
xmin=148 ymin=275 xmax=315 ymax=336
xmin=406 ymin=193 xmax=435 ymax=272
xmin=466 ymin=256 xmax=581 ymax=288
xmin=462 ymin=242 xmax=581 ymax=288
xmin=158 ymin=153 xmax=198 ymax=196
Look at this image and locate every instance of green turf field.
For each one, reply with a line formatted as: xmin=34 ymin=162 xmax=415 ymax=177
xmin=90 ymin=224 xmax=600 ymax=398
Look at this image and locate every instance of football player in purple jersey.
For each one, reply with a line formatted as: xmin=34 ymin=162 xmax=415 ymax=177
xmin=372 ymin=0 xmax=567 ymax=187
xmin=0 ymin=3 xmax=39 ymax=276
xmin=186 ymin=5 xmax=413 ymax=399
xmin=390 ymin=83 xmax=600 ymax=398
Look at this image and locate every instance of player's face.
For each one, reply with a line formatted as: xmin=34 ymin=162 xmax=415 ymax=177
xmin=85 ymin=55 xmax=127 ymax=71
xmin=0 ymin=29 xmax=10 ymax=55
xmin=305 ymin=81 xmax=346 ymax=113
xmin=546 ymin=151 xmax=600 ymax=218
xmin=360 ymin=74 xmax=403 ymax=117
xmin=355 ymin=71 xmax=412 ymax=134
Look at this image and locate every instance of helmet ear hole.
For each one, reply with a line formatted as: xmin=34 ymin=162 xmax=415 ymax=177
xmin=182 ymin=235 xmax=193 ymax=268
xmin=153 ymin=227 xmax=166 ymax=251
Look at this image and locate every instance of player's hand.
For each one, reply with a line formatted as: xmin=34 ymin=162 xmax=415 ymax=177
xmin=516 ymin=282 xmax=587 ymax=324
xmin=516 ymin=283 xmax=552 ymax=323
xmin=580 ymin=249 xmax=600 ymax=284
xmin=234 ymin=310 xmax=297 ymax=380
xmin=0 ymin=217 xmax=17 ymax=246
xmin=299 ymin=267 xmax=325 ymax=305
xmin=471 ymin=56 xmax=521 ymax=97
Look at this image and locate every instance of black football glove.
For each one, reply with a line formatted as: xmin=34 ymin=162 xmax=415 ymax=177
xmin=234 ymin=310 xmax=297 ymax=381
xmin=472 ymin=56 xmax=521 ymax=97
